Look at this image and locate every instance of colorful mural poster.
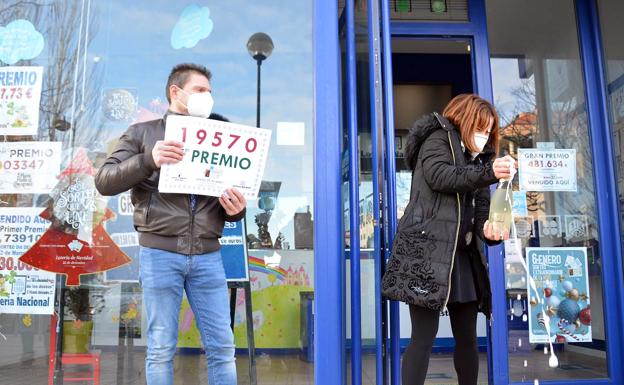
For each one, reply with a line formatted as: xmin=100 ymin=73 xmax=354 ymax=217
xmin=518 ymin=148 xmax=577 ymax=192
xmin=526 ymin=247 xmax=591 ymax=343
xmin=159 ymin=115 xmax=272 ymax=200
xmin=0 ymin=207 xmax=55 ymax=315
xmin=176 ymin=250 xmax=313 ymax=349
xmin=0 ymin=141 xmax=62 ymax=194
xmin=0 ymin=66 xmax=43 ymax=135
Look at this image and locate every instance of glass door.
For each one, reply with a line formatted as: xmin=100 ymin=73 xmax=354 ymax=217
xmin=485 ymin=0 xmax=624 ymax=384
xmin=340 ymin=1 xmax=496 ymax=385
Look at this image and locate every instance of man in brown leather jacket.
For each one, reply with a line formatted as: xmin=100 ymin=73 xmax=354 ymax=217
xmin=95 ymin=63 xmax=245 ymax=385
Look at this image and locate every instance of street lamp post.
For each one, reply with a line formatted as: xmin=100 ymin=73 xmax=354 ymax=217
xmin=247 ymin=32 xmax=274 ymax=128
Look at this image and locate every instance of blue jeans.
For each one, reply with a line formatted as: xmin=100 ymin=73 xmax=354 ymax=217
xmin=139 ymin=246 xmax=237 ymax=385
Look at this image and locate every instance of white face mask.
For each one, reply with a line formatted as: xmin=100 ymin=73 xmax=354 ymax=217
xmin=473 ymin=133 xmax=489 ymax=153
xmin=178 ymin=88 xmax=214 ymax=118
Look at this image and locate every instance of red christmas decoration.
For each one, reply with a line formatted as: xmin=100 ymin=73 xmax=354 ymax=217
xmin=19 ymin=148 xmax=131 ymax=286
xmin=579 ymin=306 xmax=591 ymax=326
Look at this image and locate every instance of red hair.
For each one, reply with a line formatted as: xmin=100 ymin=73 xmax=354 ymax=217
xmin=442 ymin=94 xmax=500 ymax=154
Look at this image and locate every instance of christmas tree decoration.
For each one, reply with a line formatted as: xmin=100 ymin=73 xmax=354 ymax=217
xmin=19 ymin=148 xmax=131 ymax=286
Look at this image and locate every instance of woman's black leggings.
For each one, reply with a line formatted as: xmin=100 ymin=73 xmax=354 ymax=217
xmin=401 ymin=301 xmax=479 ymax=385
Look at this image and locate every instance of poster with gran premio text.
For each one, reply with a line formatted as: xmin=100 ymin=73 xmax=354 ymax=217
xmin=0 ymin=141 xmax=62 ymax=194
xmin=518 ymin=148 xmax=577 ymax=192
xmin=159 ymin=115 xmax=271 ymax=200
xmin=0 ymin=207 xmax=55 ymax=315
xmin=526 ymin=247 xmax=591 ymax=343
xmin=0 ymin=66 xmax=43 ymax=135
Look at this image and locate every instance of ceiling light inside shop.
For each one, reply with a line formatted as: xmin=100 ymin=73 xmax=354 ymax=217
xmin=430 ymin=0 xmax=447 ymax=13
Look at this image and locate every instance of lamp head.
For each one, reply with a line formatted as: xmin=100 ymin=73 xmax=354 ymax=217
xmin=247 ymin=32 xmax=274 ymax=62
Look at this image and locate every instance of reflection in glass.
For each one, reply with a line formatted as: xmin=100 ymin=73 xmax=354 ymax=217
xmin=0 ymin=1 xmax=314 ymax=384
xmin=487 ymin=0 xmax=608 ymax=381
xmin=597 ymin=0 xmax=624 ymax=283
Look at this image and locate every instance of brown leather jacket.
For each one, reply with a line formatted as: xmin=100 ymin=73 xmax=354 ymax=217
xmin=95 ymin=114 xmax=245 ymax=255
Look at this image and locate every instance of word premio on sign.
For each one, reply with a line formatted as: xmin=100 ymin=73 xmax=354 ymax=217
xmin=518 ymin=148 xmax=577 ymax=192
xmin=159 ymin=115 xmax=271 ymax=199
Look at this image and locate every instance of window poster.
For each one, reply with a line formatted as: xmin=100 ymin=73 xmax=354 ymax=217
xmin=518 ymin=148 xmax=577 ymax=192
xmin=0 ymin=207 xmax=55 ymax=315
xmin=526 ymin=247 xmax=591 ymax=343
xmin=0 ymin=141 xmax=62 ymax=194
xmin=0 ymin=66 xmax=43 ymax=136
xmin=18 ymin=148 xmax=131 ymax=286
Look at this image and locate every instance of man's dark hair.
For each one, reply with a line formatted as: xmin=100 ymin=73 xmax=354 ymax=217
xmin=208 ymin=112 xmax=229 ymax=122
xmin=165 ymin=63 xmax=212 ymax=103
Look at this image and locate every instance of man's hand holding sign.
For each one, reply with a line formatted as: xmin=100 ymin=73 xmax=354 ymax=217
xmin=157 ymin=115 xmax=272 ymax=202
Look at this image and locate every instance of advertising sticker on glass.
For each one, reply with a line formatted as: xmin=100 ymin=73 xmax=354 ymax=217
xmin=0 ymin=141 xmax=62 ymax=194
xmin=0 ymin=207 xmax=55 ymax=315
xmin=526 ymin=247 xmax=591 ymax=343
xmin=159 ymin=115 xmax=272 ymax=200
xmin=518 ymin=148 xmax=577 ymax=192
xmin=0 ymin=66 xmax=43 ymax=136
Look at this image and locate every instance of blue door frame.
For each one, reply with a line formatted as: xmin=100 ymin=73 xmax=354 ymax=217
xmin=313 ymin=1 xmax=624 ymax=384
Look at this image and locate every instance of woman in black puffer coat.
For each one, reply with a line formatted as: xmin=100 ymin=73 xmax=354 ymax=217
xmin=381 ymin=94 xmax=516 ymax=385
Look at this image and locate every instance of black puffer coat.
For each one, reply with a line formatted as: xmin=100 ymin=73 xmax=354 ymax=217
xmin=382 ymin=112 xmax=500 ymax=316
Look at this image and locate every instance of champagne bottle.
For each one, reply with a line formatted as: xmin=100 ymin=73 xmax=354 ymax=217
xmin=489 ymin=179 xmax=513 ymax=238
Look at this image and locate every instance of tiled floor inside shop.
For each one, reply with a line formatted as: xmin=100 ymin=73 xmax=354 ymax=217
xmin=0 ymin=348 xmax=608 ymax=385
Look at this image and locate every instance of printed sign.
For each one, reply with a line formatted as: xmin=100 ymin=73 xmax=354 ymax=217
xmin=0 ymin=66 xmax=43 ymax=135
xmin=0 ymin=141 xmax=62 ymax=194
xmin=512 ymin=190 xmax=528 ymax=217
xmin=518 ymin=148 xmax=577 ymax=192
xmin=102 ymin=88 xmax=137 ymax=122
xmin=504 ymin=238 xmax=523 ymax=263
xmin=0 ymin=207 xmax=55 ymax=315
xmin=19 ymin=150 xmax=132 ymax=285
xmin=526 ymin=247 xmax=591 ymax=343
xmin=159 ymin=115 xmax=271 ymax=200
xmin=565 ymin=215 xmax=588 ymax=241
xmin=538 ymin=215 xmax=562 ymax=238
xmin=104 ymin=192 xmax=140 ymax=282
xmin=220 ymin=220 xmax=249 ymax=281
xmin=514 ymin=216 xmax=535 ymax=239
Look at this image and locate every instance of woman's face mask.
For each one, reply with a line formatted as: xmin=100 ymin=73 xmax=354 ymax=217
xmin=178 ymin=87 xmax=214 ymax=118
xmin=473 ymin=132 xmax=490 ymax=153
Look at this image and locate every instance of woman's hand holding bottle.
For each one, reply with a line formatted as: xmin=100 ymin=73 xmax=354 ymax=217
xmin=492 ymin=155 xmax=517 ymax=180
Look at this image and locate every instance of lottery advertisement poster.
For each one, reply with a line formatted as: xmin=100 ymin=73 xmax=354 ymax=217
xmin=526 ymin=247 xmax=591 ymax=343
xmin=159 ymin=115 xmax=271 ymax=200
xmin=0 ymin=66 xmax=43 ymax=136
xmin=0 ymin=207 xmax=55 ymax=315
xmin=0 ymin=141 xmax=62 ymax=194
xmin=518 ymin=148 xmax=577 ymax=192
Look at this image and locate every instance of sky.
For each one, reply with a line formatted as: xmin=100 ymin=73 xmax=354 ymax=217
xmin=72 ymin=0 xmax=314 ymax=246
xmin=0 ymin=0 xmax=314 ymax=247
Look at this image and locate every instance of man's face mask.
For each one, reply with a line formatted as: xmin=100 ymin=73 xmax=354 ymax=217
xmin=177 ymin=87 xmax=214 ymax=118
